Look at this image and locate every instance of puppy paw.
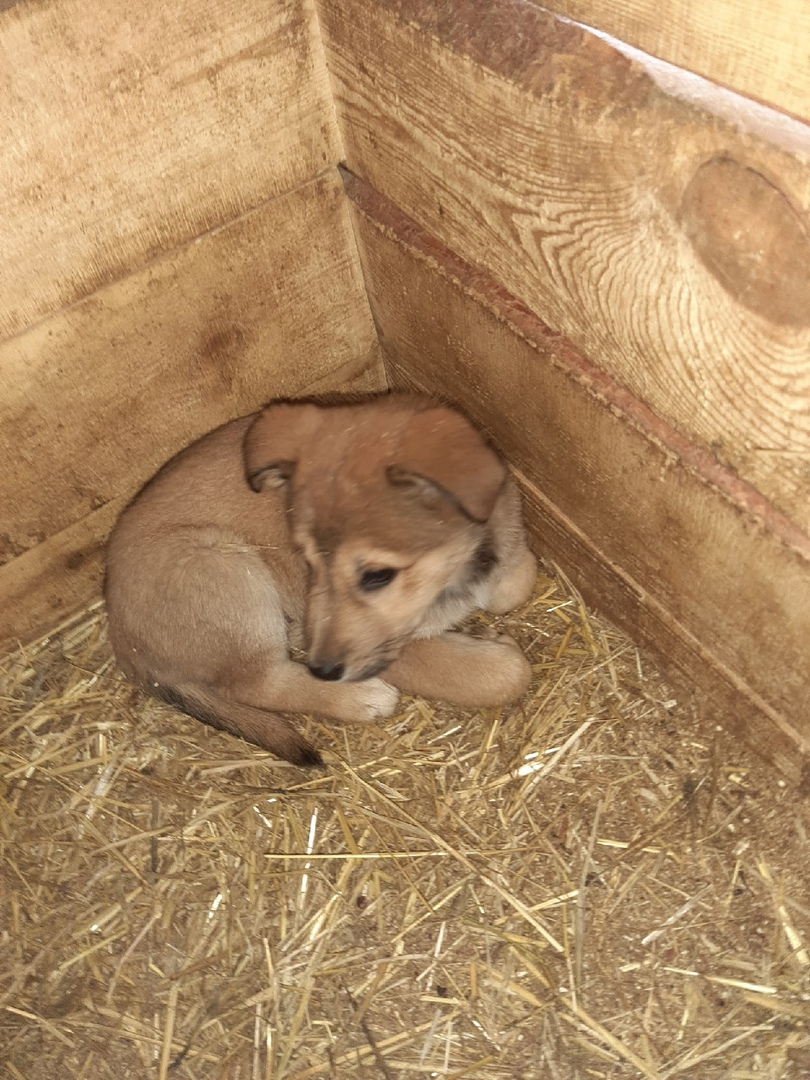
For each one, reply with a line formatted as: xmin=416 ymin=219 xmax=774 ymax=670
xmin=354 ymin=678 xmax=400 ymax=721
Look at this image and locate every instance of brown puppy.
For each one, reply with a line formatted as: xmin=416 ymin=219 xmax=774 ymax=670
xmin=105 ymin=395 xmax=537 ymax=765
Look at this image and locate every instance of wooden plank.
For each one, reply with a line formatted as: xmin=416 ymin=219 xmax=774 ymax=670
xmin=0 ymin=500 xmax=125 ymax=655
xmin=346 ymin=180 xmax=810 ymax=777
xmin=319 ymin=0 xmax=810 ymax=532
xmin=0 ymin=357 xmax=384 ymax=655
xmin=0 ymin=0 xmax=340 ymax=338
xmin=0 ymin=171 xmax=386 ymax=569
xmin=549 ymin=0 xmax=810 ymax=123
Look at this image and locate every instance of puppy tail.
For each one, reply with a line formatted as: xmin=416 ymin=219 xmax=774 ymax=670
xmin=154 ymin=684 xmax=324 ymax=768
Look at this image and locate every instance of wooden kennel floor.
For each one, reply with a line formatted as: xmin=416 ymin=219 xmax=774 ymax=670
xmin=1 ymin=566 xmax=809 ymax=1079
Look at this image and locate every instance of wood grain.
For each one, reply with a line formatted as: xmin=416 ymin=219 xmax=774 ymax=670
xmin=319 ymin=0 xmax=810 ymax=531
xmin=0 ymin=500 xmax=124 ymax=655
xmin=549 ymin=0 xmax=810 ymax=123
xmin=0 ymin=172 xmax=385 ymax=569
xmin=0 ymin=0 xmax=339 ymax=339
xmin=346 ymin=185 xmax=810 ymax=774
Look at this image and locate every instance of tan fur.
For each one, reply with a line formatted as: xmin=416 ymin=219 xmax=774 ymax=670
xmin=105 ymin=395 xmax=537 ymax=765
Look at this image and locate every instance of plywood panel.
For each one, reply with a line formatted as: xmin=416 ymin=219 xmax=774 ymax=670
xmin=550 ymin=0 xmax=810 ymax=123
xmin=0 ymin=0 xmax=340 ymax=338
xmin=347 ymin=182 xmax=810 ymax=776
xmin=319 ymin=0 xmax=810 ymax=531
xmin=0 ymin=172 xmax=385 ymax=570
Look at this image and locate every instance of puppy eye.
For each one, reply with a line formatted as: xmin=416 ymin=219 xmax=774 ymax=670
xmin=359 ymin=567 xmax=398 ymax=592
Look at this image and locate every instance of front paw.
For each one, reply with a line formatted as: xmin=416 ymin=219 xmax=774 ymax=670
xmin=354 ymin=678 xmax=400 ymax=721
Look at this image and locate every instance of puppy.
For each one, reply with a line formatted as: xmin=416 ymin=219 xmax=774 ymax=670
xmin=104 ymin=394 xmax=537 ymax=765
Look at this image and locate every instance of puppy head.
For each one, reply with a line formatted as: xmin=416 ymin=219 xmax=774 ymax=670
xmin=244 ymin=396 xmax=506 ymax=680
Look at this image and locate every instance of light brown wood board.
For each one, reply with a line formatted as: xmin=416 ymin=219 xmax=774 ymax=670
xmin=0 ymin=171 xmax=387 ymax=650
xmin=0 ymin=500 xmax=125 ymax=657
xmin=548 ymin=0 xmax=810 ymax=124
xmin=345 ymin=173 xmax=810 ymax=780
xmin=0 ymin=0 xmax=340 ymax=340
xmin=319 ymin=0 xmax=810 ymax=533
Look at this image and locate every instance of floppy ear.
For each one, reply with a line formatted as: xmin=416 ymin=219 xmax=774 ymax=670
xmin=243 ymin=403 xmax=321 ymax=492
xmin=388 ymin=407 xmax=507 ymax=522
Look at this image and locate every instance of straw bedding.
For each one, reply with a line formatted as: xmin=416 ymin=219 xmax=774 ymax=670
xmin=2 ymin=567 xmax=809 ymax=1078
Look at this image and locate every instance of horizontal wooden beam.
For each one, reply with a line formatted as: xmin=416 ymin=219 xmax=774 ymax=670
xmin=548 ymin=0 xmax=810 ymax=123
xmin=0 ymin=0 xmax=340 ymax=339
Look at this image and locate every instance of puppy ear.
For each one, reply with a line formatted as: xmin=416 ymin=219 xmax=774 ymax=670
xmin=389 ymin=407 xmax=507 ymax=522
xmin=243 ymin=403 xmax=321 ymax=492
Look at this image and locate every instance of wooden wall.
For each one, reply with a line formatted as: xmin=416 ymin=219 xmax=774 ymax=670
xmin=551 ymin=0 xmax=810 ymax=124
xmin=0 ymin=0 xmax=386 ymax=651
xmin=318 ymin=0 xmax=810 ymax=778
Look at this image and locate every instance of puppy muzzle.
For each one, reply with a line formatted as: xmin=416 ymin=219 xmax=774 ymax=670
xmin=307 ymin=656 xmax=390 ymax=682
xmin=307 ymin=660 xmax=345 ymax=681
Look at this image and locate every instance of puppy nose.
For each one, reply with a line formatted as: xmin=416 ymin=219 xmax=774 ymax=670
xmin=307 ymin=660 xmax=345 ymax=682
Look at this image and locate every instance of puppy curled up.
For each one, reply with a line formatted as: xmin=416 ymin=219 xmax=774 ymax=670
xmin=104 ymin=394 xmax=538 ymax=765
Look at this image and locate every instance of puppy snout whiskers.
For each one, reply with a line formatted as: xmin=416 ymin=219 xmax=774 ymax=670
xmin=307 ymin=660 xmax=345 ymax=682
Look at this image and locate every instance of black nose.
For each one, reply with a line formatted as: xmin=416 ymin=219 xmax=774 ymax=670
xmin=307 ymin=661 xmax=345 ymax=682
